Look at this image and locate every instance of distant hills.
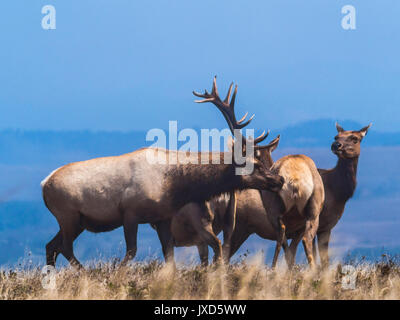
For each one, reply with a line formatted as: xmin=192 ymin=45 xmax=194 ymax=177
xmin=0 ymin=119 xmax=397 ymax=167
xmin=276 ymin=119 xmax=399 ymax=148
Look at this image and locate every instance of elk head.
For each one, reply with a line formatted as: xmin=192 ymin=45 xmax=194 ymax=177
xmin=193 ymin=76 xmax=284 ymax=192
xmin=331 ymin=122 xmax=372 ymax=159
xmin=255 ymin=135 xmax=280 ymax=168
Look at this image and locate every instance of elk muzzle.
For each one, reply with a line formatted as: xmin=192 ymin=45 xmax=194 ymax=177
xmin=331 ymin=141 xmax=342 ymax=153
xmin=268 ymin=174 xmax=285 ymax=192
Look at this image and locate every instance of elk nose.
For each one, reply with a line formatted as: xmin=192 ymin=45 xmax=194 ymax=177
xmin=271 ymin=176 xmax=285 ymax=192
xmin=331 ymin=141 xmax=342 ymax=151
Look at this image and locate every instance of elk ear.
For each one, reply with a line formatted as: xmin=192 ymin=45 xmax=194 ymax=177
xmin=336 ymin=122 xmax=344 ymax=133
xmin=359 ymin=123 xmax=372 ymax=138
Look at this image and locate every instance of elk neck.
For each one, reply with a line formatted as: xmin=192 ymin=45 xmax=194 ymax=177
xmin=164 ymin=152 xmax=242 ymax=209
xmin=329 ymin=156 xmax=359 ymax=201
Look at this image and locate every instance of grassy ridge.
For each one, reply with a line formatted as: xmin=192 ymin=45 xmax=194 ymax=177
xmin=2 ymin=255 xmax=400 ymax=300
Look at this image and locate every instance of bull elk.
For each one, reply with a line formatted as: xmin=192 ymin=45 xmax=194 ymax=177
xmin=41 ymin=76 xmax=284 ymax=268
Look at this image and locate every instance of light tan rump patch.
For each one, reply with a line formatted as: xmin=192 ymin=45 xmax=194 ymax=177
xmin=272 ymin=156 xmax=314 ymax=213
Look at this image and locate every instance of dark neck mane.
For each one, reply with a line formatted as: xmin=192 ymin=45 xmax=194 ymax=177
xmin=164 ymin=152 xmax=241 ymax=209
xmin=328 ymin=157 xmax=359 ymax=201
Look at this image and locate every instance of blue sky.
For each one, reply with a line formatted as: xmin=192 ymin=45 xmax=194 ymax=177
xmin=0 ymin=1 xmax=399 ymax=132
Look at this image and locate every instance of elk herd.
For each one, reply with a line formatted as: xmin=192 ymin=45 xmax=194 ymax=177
xmin=41 ymin=76 xmax=371 ymax=270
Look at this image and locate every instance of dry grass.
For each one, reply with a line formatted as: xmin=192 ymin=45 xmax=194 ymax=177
xmin=1 ymin=254 xmax=400 ymax=300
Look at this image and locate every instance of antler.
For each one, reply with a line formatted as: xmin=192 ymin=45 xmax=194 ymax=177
xmin=193 ymin=76 xmax=274 ymax=151
xmin=253 ymin=130 xmax=270 ymax=147
xmin=253 ymin=134 xmax=280 ymax=150
xmin=193 ymin=76 xmax=254 ymax=136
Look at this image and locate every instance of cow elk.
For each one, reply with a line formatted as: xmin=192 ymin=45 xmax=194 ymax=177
xmin=177 ymin=123 xmax=370 ymax=269
xmin=41 ymin=76 xmax=284 ymax=268
xmin=289 ymin=122 xmax=371 ymax=268
xmin=264 ymin=153 xmax=325 ymax=268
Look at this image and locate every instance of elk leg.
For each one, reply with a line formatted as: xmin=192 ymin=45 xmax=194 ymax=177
xmin=60 ymin=218 xmax=83 ymax=268
xmin=188 ymin=203 xmax=222 ymax=264
xmin=199 ymin=225 xmax=222 ymax=264
xmin=312 ymin=236 xmax=318 ymax=263
xmin=302 ymin=223 xmax=318 ymax=268
xmin=222 ymin=192 xmax=237 ymax=263
xmin=197 ymin=244 xmax=209 ymax=266
xmin=154 ymin=220 xmax=175 ymax=265
xmin=282 ymin=236 xmax=289 ymax=258
xmin=317 ymin=230 xmax=331 ymax=269
xmin=285 ymin=228 xmax=304 ymax=269
xmin=228 ymin=226 xmax=250 ymax=261
xmin=121 ymin=218 xmax=138 ymax=265
xmin=46 ymin=230 xmax=63 ymax=266
xmin=302 ymin=199 xmax=321 ymax=268
xmin=262 ymin=194 xmax=286 ymax=268
xmin=272 ymin=217 xmax=287 ymax=268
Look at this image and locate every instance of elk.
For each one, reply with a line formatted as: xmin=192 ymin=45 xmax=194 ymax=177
xmin=263 ymin=153 xmax=324 ymax=268
xmin=41 ymin=76 xmax=284 ymax=267
xmin=288 ymin=122 xmax=372 ymax=268
xmin=173 ymin=123 xmax=370 ymax=268
xmin=166 ymin=130 xmax=325 ymax=268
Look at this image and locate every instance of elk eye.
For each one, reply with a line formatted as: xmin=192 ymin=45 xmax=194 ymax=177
xmin=352 ymin=137 xmax=359 ymax=144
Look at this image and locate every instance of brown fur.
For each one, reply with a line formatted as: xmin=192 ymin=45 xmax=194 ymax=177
xmin=164 ymin=136 xmax=325 ymax=268
xmin=261 ymin=153 xmax=324 ymax=268
xmin=158 ymin=137 xmax=280 ymax=265
xmin=172 ymin=123 xmax=370 ymax=268
xmin=312 ymin=123 xmax=371 ymax=267
xmin=42 ymin=78 xmax=284 ymax=268
xmin=163 ymin=154 xmax=241 ymax=209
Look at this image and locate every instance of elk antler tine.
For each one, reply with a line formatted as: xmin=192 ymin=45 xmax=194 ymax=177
xmin=237 ymin=112 xmax=249 ymax=124
xmin=193 ymin=91 xmax=204 ymax=97
xmin=194 ymin=98 xmax=215 ymax=103
xmin=212 ymin=76 xmax=219 ymax=97
xmin=236 ymin=114 xmax=254 ymax=129
xmin=230 ymin=85 xmax=238 ymax=109
xmin=224 ymin=82 xmax=234 ymax=104
xmin=193 ymin=77 xmax=253 ymax=141
xmin=254 ymin=133 xmax=277 ymax=150
xmin=254 ymin=129 xmax=270 ymax=144
xmin=269 ymin=134 xmax=280 ymax=145
xmin=255 ymin=130 xmax=266 ymax=141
